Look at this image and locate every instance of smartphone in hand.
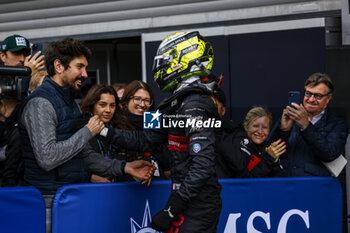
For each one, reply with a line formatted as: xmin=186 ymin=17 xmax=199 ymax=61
xmin=288 ymin=91 xmax=301 ymax=106
xmin=31 ymin=44 xmax=42 ymax=56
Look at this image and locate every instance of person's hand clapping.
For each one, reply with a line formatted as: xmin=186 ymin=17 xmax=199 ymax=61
xmin=266 ymin=139 xmax=287 ymax=162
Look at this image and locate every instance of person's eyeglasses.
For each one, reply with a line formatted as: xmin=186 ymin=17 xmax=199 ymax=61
xmin=304 ymin=91 xmax=329 ymax=100
xmin=130 ymin=96 xmax=153 ymax=106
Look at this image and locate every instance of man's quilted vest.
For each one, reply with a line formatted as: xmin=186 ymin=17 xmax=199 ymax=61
xmin=19 ymin=77 xmax=89 ymax=194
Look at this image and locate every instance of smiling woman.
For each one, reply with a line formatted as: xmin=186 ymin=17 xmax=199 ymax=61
xmin=120 ymin=80 xmax=155 ymax=119
xmin=80 ymin=84 xmax=135 ymax=183
xmin=118 ymin=80 xmax=155 ymax=133
xmin=216 ymin=106 xmax=287 ymax=178
xmin=243 ymin=107 xmax=276 ymax=146
xmin=118 ymin=80 xmax=170 ymax=180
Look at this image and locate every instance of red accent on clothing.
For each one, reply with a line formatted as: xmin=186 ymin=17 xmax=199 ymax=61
xmin=168 ymin=135 xmax=188 ymax=152
xmin=144 ymin=152 xmax=151 ymax=157
xmin=168 ymin=144 xmax=188 ymax=152
xmin=217 ymin=74 xmax=223 ymax=86
xmin=247 ymin=155 xmax=261 ymax=171
xmin=167 ymin=227 xmax=179 ymax=233
xmin=166 ymin=214 xmax=184 ymax=233
xmin=203 ymin=77 xmax=209 ymax=82
xmin=168 ymin=135 xmax=186 ymax=143
xmin=172 ymin=214 xmax=184 ymax=226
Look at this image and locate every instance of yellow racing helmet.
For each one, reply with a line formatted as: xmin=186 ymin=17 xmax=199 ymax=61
xmin=152 ymin=31 xmax=214 ymax=92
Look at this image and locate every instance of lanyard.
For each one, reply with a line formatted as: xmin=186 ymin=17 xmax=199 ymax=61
xmin=96 ymin=139 xmax=111 ymax=159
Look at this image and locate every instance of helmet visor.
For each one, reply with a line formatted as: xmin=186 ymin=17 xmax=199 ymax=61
xmin=152 ymin=54 xmax=172 ymax=73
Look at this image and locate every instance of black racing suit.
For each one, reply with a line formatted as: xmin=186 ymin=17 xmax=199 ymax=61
xmin=104 ymin=86 xmax=222 ymax=233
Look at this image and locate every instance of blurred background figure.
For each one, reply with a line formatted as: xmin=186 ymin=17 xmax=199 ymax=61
xmin=112 ymin=82 xmax=127 ymax=100
xmin=0 ymin=34 xmax=45 ymax=187
xmin=216 ymin=106 xmax=286 ymax=178
xmin=0 ymin=34 xmax=45 ymax=77
xmin=212 ymin=88 xmax=226 ymax=118
xmin=0 ymin=77 xmax=24 ymax=187
xmin=29 ymin=70 xmax=47 ymax=93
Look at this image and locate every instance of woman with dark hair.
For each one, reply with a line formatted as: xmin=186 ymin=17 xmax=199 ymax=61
xmin=81 ymin=84 xmax=132 ymax=130
xmin=119 ymin=80 xmax=155 ymax=130
xmin=216 ymin=107 xmax=287 ymax=178
xmin=119 ymin=80 xmax=170 ymax=180
xmin=81 ymin=84 xmax=134 ymax=182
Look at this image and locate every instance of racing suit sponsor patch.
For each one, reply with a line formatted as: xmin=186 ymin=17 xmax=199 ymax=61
xmin=168 ymin=134 xmax=188 ymax=152
xmin=193 ymin=143 xmax=201 ymax=153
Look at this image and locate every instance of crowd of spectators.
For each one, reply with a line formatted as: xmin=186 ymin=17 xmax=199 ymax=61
xmin=0 ymin=33 xmax=348 ymax=233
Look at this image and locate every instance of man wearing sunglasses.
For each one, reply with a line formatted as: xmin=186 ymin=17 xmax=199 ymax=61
xmin=273 ymin=73 xmax=348 ymax=177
